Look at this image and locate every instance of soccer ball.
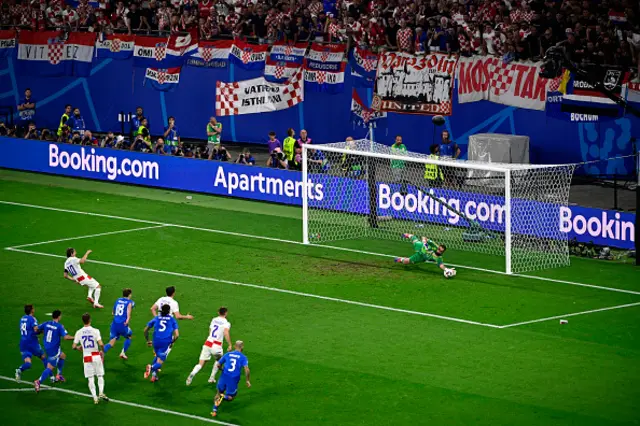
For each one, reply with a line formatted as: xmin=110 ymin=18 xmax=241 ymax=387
xmin=444 ymin=268 xmax=456 ymax=278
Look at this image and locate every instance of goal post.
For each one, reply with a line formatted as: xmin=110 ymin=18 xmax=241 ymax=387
xmin=301 ymin=140 xmax=576 ymax=274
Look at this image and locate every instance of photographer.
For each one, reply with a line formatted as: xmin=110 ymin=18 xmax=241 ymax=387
xmin=163 ymin=116 xmax=181 ymax=154
xmin=235 ymin=148 xmax=256 ymax=165
xmin=81 ymin=130 xmax=98 ymax=146
xmin=101 ymin=131 xmax=116 ymax=148
xmin=66 ymin=108 xmax=86 ymax=136
xmin=209 ymin=145 xmax=232 ymax=161
xmin=130 ymin=118 xmax=152 ymax=152
xmin=0 ymin=122 xmax=15 ymax=137
xmin=289 ymin=146 xmax=303 ymax=171
xmin=153 ymin=137 xmax=166 ymax=155
xmin=266 ymin=147 xmax=288 ymax=169
xmin=70 ymin=131 xmax=83 ymax=145
xmin=23 ymin=122 xmax=39 ymax=140
xmin=40 ymin=129 xmax=54 ymax=142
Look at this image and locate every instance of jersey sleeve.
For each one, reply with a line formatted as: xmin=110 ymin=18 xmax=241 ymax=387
xmin=426 ymin=239 xmax=439 ymax=251
xmin=95 ymin=329 xmax=102 ymax=342
xmin=173 ymin=301 xmax=180 ymax=313
xmin=435 ymin=256 xmax=444 ymax=266
xmin=219 ymin=353 xmax=228 ymax=365
xmin=60 ymin=325 xmax=68 ymax=337
xmin=241 ymin=355 xmax=248 ymax=368
xmin=73 ymin=331 xmax=81 ymax=345
xmin=153 ymin=298 xmax=161 ymax=309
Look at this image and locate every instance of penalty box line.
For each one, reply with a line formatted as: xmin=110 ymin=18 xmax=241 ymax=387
xmin=5 ymin=247 xmax=502 ymax=329
xmin=1 ymin=200 xmax=639 ymax=297
xmin=498 ymin=301 xmax=640 ymax=328
xmin=0 ymin=376 xmax=239 ymax=426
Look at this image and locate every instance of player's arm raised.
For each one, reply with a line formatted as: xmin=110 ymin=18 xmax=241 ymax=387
xmin=79 ymin=250 xmax=92 ymax=264
xmin=244 ymin=365 xmax=251 ymax=388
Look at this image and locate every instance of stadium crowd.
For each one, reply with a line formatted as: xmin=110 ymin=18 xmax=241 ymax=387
xmin=0 ymin=0 xmax=638 ymax=70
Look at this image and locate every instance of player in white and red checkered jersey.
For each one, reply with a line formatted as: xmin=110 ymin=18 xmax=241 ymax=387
xmin=72 ymin=313 xmax=107 ymax=405
xmin=225 ymin=11 xmax=240 ymax=30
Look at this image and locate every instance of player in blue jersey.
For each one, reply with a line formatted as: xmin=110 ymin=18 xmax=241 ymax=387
xmin=211 ymin=340 xmax=251 ymax=418
xmin=104 ymin=288 xmax=135 ymax=360
xmin=16 ymin=304 xmax=46 ymax=381
xmin=143 ymin=304 xmax=179 ymax=383
xmin=34 ymin=310 xmax=74 ymax=391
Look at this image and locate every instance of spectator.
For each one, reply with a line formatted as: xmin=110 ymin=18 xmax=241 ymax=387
xmin=298 ymin=129 xmax=312 ymax=145
xmin=266 ymin=147 xmax=288 ymax=169
xmin=235 ymin=148 xmax=256 ymax=165
xmin=163 ymin=116 xmax=181 ymax=154
xmin=40 ymin=129 xmax=54 ymax=141
xmin=283 ymin=128 xmax=298 ymax=161
xmin=131 ymin=118 xmax=152 ymax=152
xmin=23 ymin=122 xmax=39 ymax=140
xmin=0 ymin=121 xmax=15 ymax=137
xmin=206 ymin=116 xmax=222 ymax=159
xmin=81 ymin=130 xmax=98 ymax=146
xmin=132 ymin=107 xmax=144 ymax=136
xmin=17 ymin=89 xmax=36 ymax=132
xmin=266 ymin=131 xmax=281 ymax=154
xmin=308 ymin=147 xmax=328 ymax=173
xmin=390 ymin=135 xmax=407 ymax=186
xmin=438 ymin=130 xmax=460 ymax=159
xmin=66 ymin=108 xmax=86 ymax=137
xmin=341 ymin=136 xmax=363 ymax=176
xmin=57 ymin=104 xmax=72 ymax=142
xmin=385 ymin=17 xmax=399 ymax=49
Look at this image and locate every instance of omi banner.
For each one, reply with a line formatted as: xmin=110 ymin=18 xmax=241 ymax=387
xmin=372 ymin=52 xmax=457 ymax=115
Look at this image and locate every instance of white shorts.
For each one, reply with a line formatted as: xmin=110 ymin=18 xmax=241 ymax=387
xmin=199 ymin=342 xmax=223 ymax=361
xmin=78 ymin=275 xmax=99 ymax=290
xmin=82 ymin=355 xmax=104 ymax=378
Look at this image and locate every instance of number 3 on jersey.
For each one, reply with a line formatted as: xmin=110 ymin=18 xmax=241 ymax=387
xmin=227 ymin=358 xmax=237 ymax=372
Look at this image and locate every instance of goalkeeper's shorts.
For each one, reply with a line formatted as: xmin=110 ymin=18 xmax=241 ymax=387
xmin=409 ymin=252 xmax=428 ymax=264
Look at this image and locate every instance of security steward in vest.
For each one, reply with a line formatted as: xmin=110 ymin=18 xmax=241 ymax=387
xmin=424 ymin=144 xmax=443 ymax=186
xmin=131 ymin=118 xmax=152 ymax=152
xmin=57 ymin=104 xmax=72 ymax=141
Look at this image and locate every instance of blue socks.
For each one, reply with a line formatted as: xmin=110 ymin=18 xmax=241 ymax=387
xmin=39 ymin=367 xmax=53 ymax=382
xmin=103 ymin=343 xmax=112 ymax=354
xmin=151 ymin=362 xmax=162 ymax=372
xmin=56 ymin=358 xmax=65 ymax=375
xmin=123 ymin=339 xmax=132 ymax=353
xmin=19 ymin=362 xmax=31 ymax=371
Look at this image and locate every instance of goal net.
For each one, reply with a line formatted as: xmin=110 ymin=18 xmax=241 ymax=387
xmin=301 ymin=139 xmax=576 ymax=274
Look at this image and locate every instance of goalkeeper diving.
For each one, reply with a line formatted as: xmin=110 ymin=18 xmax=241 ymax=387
xmin=394 ymin=234 xmax=456 ymax=277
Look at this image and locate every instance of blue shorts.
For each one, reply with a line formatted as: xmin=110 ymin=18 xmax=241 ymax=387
xmin=217 ymin=374 xmax=239 ymax=397
xmin=20 ymin=342 xmax=44 ymax=360
xmin=110 ymin=323 xmax=132 ymax=340
xmin=45 ymin=348 xmax=61 ymax=366
xmin=153 ymin=341 xmax=171 ymax=361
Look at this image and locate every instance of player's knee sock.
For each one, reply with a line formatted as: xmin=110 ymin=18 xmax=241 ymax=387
xmin=88 ymin=377 xmax=97 ymax=398
xmin=97 ymin=376 xmax=105 ymax=394
xmin=151 ymin=362 xmax=162 ymax=372
xmin=211 ymin=362 xmax=220 ymax=379
xmin=41 ymin=357 xmax=47 ymax=367
xmin=19 ymin=362 xmax=31 ymax=371
xmin=38 ymin=367 xmax=53 ymax=382
xmin=190 ymin=364 xmax=202 ymax=377
xmin=56 ymin=358 xmax=65 ymax=375
xmin=123 ymin=339 xmax=132 ymax=353
xmin=103 ymin=343 xmax=112 ymax=354
xmin=93 ymin=288 xmax=102 ymax=305
xmin=87 ymin=287 xmax=94 ymax=298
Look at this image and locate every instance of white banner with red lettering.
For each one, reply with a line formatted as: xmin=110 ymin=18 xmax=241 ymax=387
xmin=457 ymin=56 xmax=548 ymax=111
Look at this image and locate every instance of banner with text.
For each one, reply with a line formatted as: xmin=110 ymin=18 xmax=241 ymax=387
xmin=215 ymin=69 xmax=304 ymax=116
xmin=372 ymin=52 xmax=457 ymax=115
xmin=457 ymin=56 xmax=548 ymax=111
xmin=0 ymin=137 xmax=634 ymax=249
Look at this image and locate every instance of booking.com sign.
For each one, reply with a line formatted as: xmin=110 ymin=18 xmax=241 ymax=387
xmin=0 ymin=137 xmax=635 ymax=250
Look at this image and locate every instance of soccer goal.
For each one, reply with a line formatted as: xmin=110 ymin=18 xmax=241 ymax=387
xmin=301 ymin=140 xmax=576 ymax=274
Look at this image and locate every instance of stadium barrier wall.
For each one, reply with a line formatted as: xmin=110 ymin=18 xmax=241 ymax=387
xmin=0 ymin=137 xmax=635 ymax=250
xmin=0 ymin=56 xmax=637 ymax=177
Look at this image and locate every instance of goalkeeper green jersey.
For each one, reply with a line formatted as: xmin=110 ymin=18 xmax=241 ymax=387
xmin=409 ymin=235 xmax=443 ymax=266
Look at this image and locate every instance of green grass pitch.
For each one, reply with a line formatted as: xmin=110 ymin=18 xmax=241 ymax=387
xmin=0 ymin=169 xmax=639 ymax=426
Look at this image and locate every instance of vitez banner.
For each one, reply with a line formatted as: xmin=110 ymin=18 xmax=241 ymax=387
xmin=216 ymin=69 xmax=304 ymax=116
xmin=457 ymin=56 xmax=548 ymax=111
xmin=372 ymin=52 xmax=457 ymax=115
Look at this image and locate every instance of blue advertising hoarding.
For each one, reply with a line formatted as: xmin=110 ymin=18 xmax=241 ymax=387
xmin=0 ymin=137 xmax=635 ymax=249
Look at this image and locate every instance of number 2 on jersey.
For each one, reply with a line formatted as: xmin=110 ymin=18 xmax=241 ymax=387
xmin=211 ymin=324 xmax=219 ymax=337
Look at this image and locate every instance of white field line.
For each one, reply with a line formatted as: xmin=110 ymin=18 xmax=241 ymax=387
xmin=0 ymin=387 xmax=51 ymax=392
xmin=0 ymin=375 xmax=239 ymax=426
xmin=5 ymin=247 xmax=502 ymax=329
xmin=499 ymin=301 xmax=640 ymax=328
xmin=1 ymin=200 xmax=639 ymax=296
xmin=7 ymin=225 xmax=168 ymax=249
